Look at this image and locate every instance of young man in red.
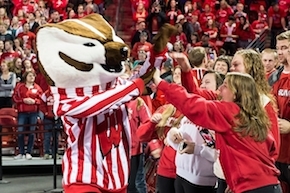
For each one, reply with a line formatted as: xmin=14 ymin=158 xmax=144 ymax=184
xmin=271 ymin=31 xmax=290 ymax=193
xmin=17 ymin=22 xmax=36 ymax=50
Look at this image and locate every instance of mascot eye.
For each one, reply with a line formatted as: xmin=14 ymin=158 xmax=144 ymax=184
xmin=83 ymin=42 xmax=95 ymax=47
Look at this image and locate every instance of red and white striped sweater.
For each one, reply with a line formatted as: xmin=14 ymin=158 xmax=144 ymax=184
xmin=50 ymin=78 xmax=144 ymax=193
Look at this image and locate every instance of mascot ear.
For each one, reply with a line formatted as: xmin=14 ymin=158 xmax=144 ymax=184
xmin=140 ymin=24 xmax=177 ymax=85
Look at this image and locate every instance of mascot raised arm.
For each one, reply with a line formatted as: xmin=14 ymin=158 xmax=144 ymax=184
xmin=36 ymin=13 xmax=176 ymax=193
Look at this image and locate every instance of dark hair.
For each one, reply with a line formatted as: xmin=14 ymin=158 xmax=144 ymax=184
xmin=22 ymin=70 xmax=36 ymax=82
xmin=213 ymin=55 xmax=231 ymax=73
xmin=228 ymin=15 xmax=235 ymax=21
xmin=203 ymin=70 xmax=226 ymax=89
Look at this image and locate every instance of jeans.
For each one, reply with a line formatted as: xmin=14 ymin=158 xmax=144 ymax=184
xmin=136 ymin=153 xmax=147 ymax=193
xmin=44 ymin=118 xmax=60 ymax=155
xmin=17 ymin=112 xmax=38 ymax=155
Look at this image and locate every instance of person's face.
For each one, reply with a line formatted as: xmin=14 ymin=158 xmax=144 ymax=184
xmin=240 ymin=17 xmax=245 ymax=24
xmin=138 ymin=52 xmax=146 ymax=60
xmin=204 ymin=5 xmax=210 ymax=12
xmin=18 ymin=9 xmax=24 ymax=17
xmin=15 ymin=59 xmax=22 ymax=68
xmin=28 ymin=13 xmax=34 ymax=20
xmin=14 ymin=39 xmax=20 ymax=47
xmin=262 ymin=53 xmax=276 ymax=73
xmin=200 ymin=73 xmax=217 ymax=91
xmin=214 ymin=61 xmax=228 ymax=75
xmin=170 ymin=0 xmax=176 ymax=7
xmin=24 ymin=48 xmax=31 ymax=55
xmin=69 ymin=10 xmax=75 ymax=18
xmin=173 ymin=67 xmax=181 ymax=84
xmin=0 ymin=41 xmax=4 ymax=50
xmin=140 ymin=35 xmax=147 ymax=42
xmin=133 ymin=65 xmax=142 ymax=75
xmin=230 ymin=54 xmax=246 ymax=73
xmin=273 ymin=5 xmax=279 ymax=12
xmin=208 ymin=19 xmax=213 ymax=26
xmin=173 ymin=42 xmax=181 ymax=51
xmin=24 ymin=60 xmax=31 ymax=68
xmin=23 ymin=23 xmax=29 ymax=32
xmin=191 ymin=35 xmax=197 ymax=42
xmin=78 ymin=5 xmax=84 ymax=13
xmin=259 ymin=5 xmax=265 ymax=11
xmin=276 ymin=39 xmax=288 ymax=64
xmin=0 ymin=8 xmax=5 ymax=15
xmin=4 ymin=42 xmax=11 ymax=51
xmin=219 ymin=79 xmax=235 ymax=102
xmin=237 ymin=4 xmax=243 ymax=11
xmin=12 ymin=16 xmax=18 ymax=24
xmin=26 ymin=72 xmax=35 ymax=83
xmin=139 ymin=22 xmax=145 ymax=31
xmin=1 ymin=62 xmax=8 ymax=72
xmin=0 ymin=25 xmax=5 ymax=33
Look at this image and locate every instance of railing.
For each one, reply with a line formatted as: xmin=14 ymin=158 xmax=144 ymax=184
xmin=246 ymin=29 xmax=270 ymax=52
xmin=0 ymin=121 xmax=63 ymax=191
xmin=114 ymin=0 xmax=122 ymax=32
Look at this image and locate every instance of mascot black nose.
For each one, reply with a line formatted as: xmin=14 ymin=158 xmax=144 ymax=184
xmin=120 ymin=47 xmax=128 ymax=57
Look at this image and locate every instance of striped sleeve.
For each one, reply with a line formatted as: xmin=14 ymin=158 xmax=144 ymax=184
xmin=54 ymin=79 xmax=144 ymax=118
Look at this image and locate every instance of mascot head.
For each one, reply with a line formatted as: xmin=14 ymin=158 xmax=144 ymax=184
xmin=36 ymin=14 xmax=129 ymax=88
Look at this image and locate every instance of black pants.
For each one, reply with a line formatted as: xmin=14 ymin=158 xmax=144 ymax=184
xmin=276 ymin=162 xmax=290 ymax=192
xmin=216 ymin=178 xmax=227 ymax=193
xmin=0 ymin=97 xmax=12 ymax=109
xmin=157 ymin=175 xmax=175 ymax=193
xmin=174 ymin=175 xmax=215 ymax=193
xmin=222 ymin=42 xmax=237 ymax=56
xmin=244 ymin=184 xmax=282 ymax=193
xmin=127 ymin=154 xmax=142 ymax=193
xmin=270 ymin=28 xmax=284 ymax=49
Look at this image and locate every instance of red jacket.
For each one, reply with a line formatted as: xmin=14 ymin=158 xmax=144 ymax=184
xmin=181 ymin=71 xmax=280 ymax=155
xmin=137 ymin=104 xmax=182 ymax=178
xmin=272 ymin=72 xmax=290 ymax=164
xmin=12 ymin=82 xmax=43 ymax=113
xmin=126 ymin=97 xmax=151 ymax=156
xmin=235 ymin=24 xmax=255 ymax=41
xmin=157 ymin=80 xmax=280 ymax=193
xmin=39 ymin=89 xmax=55 ymax=119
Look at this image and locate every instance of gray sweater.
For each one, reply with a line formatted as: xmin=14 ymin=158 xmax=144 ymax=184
xmin=0 ymin=72 xmax=16 ymax=97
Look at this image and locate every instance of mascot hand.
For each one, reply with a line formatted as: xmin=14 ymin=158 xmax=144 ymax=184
xmin=130 ymin=24 xmax=177 ymax=85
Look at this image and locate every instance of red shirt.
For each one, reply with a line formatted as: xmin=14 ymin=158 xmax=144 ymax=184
xmin=0 ymin=51 xmax=20 ymax=63
xmin=13 ymin=3 xmax=35 ymax=15
xmin=166 ymin=9 xmax=182 ymax=25
xmin=40 ymin=89 xmax=55 ymax=119
xmin=202 ymin=27 xmax=218 ymax=42
xmin=272 ymin=72 xmax=290 ymax=164
xmin=251 ymin=20 xmax=268 ymax=33
xmin=158 ymin=80 xmax=280 ymax=193
xmin=279 ymin=0 xmax=290 ymax=11
xmin=235 ymin=24 xmax=255 ymax=41
xmin=12 ymin=82 xmax=43 ymax=113
xmin=190 ymin=68 xmax=207 ymax=87
xmin=137 ymin=104 xmax=182 ymax=178
xmin=131 ymin=41 xmax=152 ymax=59
xmin=199 ymin=12 xmax=215 ymax=28
xmin=216 ymin=7 xmax=234 ymax=25
xmin=127 ymin=97 xmax=151 ymax=156
xmin=170 ymin=32 xmax=188 ymax=47
xmin=268 ymin=7 xmax=286 ymax=28
xmin=17 ymin=32 xmax=36 ymax=48
xmin=49 ymin=0 xmax=68 ymax=17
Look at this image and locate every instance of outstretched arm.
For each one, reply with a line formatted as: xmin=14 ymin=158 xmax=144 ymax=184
xmin=52 ymin=79 xmax=144 ymax=118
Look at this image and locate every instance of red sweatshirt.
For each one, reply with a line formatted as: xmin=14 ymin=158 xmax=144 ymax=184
xmin=272 ymin=72 xmax=290 ymax=164
xmin=137 ymin=104 xmax=182 ymax=178
xmin=126 ymin=97 xmax=151 ymax=156
xmin=181 ymin=71 xmax=280 ymax=155
xmin=157 ymin=80 xmax=280 ymax=193
xmin=12 ymin=82 xmax=43 ymax=113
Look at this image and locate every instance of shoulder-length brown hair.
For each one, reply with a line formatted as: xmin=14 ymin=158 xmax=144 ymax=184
xmin=227 ymin=72 xmax=270 ymax=141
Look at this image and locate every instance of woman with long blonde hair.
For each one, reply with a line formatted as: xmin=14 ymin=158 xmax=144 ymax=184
xmin=169 ymin=49 xmax=280 ymax=193
xmin=153 ymin=70 xmax=281 ymax=193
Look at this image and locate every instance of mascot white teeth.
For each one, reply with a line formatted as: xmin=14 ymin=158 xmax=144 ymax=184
xmin=36 ymin=13 xmax=176 ymax=193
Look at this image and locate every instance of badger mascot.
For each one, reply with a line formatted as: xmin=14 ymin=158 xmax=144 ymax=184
xmin=36 ymin=14 xmax=176 ymax=193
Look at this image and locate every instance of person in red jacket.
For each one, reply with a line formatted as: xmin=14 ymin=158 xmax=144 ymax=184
xmin=153 ymin=69 xmax=282 ymax=193
xmin=137 ymin=104 xmax=183 ymax=193
xmin=126 ymin=97 xmax=151 ymax=193
xmin=170 ymin=49 xmax=280 ymax=193
xmin=235 ymin=16 xmax=255 ymax=49
xmin=12 ymin=70 xmax=43 ymax=160
xmin=39 ymin=89 xmax=62 ymax=160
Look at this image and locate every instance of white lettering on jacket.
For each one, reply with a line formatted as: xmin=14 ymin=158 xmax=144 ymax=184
xmin=278 ymin=89 xmax=290 ymax=97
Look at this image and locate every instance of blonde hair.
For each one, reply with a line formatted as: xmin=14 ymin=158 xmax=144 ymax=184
xmin=155 ymin=104 xmax=183 ymax=139
xmin=261 ymin=48 xmax=278 ymax=60
xmin=276 ymin=31 xmax=290 ymax=41
xmin=226 ymin=72 xmax=270 ymax=141
xmin=235 ymin=49 xmax=271 ymax=96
